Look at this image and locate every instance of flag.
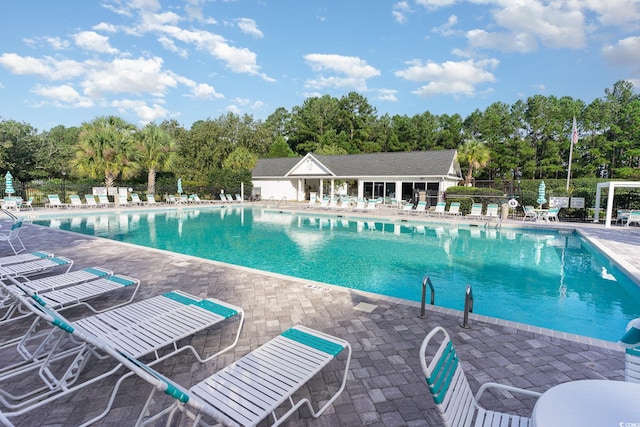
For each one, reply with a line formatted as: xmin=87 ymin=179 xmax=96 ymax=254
xmin=571 ymin=116 xmax=578 ymax=145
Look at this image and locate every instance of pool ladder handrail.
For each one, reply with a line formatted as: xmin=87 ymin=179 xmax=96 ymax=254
xmin=462 ymin=284 xmax=474 ymax=328
xmin=276 ymin=196 xmax=287 ymax=208
xmin=418 ymin=275 xmax=435 ymax=319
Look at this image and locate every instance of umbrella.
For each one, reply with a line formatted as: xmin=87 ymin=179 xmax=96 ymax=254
xmin=177 ymin=178 xmax=183 ymax=195
xmin=537 ymin=181 xmax=546 ymax=207
xmin=5 ymin=171 xmax=14 ymax=196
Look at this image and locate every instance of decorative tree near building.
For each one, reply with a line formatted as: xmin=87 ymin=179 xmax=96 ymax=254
xmin=73 ymin=116 xmax=140 ymax=188
xmin=136 ymin=123 xmax=177 ymax=195
xmin=459 ymin=139 xmax=491 ymax=186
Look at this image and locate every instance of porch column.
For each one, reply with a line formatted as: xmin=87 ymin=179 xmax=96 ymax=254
xmin=319 ymin=180 xmax=324 ymax=199
xmin=357 ymin=180 xmax=364 ymax=200
xmin=330 ymin=179 xmax=335 ymax=199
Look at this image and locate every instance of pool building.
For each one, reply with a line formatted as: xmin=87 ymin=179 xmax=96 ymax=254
xmin=251 ymin=149 xmax=463 ymax=205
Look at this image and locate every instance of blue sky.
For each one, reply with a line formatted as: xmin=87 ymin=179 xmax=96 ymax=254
xmin=0 ymin=0 xmax=638 ymax=131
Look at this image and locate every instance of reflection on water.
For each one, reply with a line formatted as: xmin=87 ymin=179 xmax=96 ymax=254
xmin=35 ymin=207 xmax=640 ymax=342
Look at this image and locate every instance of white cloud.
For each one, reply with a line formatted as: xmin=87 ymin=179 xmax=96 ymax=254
xmin=93 ymin=22 xmax=118 ymax=33
xmin=158 ymin=25 xmax=273 ymax=81
xmin=111 ymin=98 xmax=169 ymax=123
xmin=0 ymin=54 xmax=85 ymax=80
xmin=432 ymin=15 xmax=458 ymax=36
xmin=31 ymin=84 xmax=94 ymax=108
xmin=45 ymin=37 xmax=70 ymax=51
xmin=376 ymin=89 xmax=399 ymax=102
xmin=158 ymin=36 xmax=189 ymax=57
xmin=467 ymin=29 xmax=538 ymax=52
xmin=395 ymin=58 xmax=498 ymax=96
xmin=81 ymin=56 xmax=178 ymax=97
xmin=415 ymin=0 xmax=457 ymax=10
xmin=74 ymin=31 xmax=119 ymax=54
xmin=602 ymin=36 xmax=640 ymax=73
xmin=190 ymin=83 xmax=224 ymax=99
xmin=236 ymin=18 xmax=263 ymax=38
xmin=392 ymin=2 xmax=412 ymax=24
xmin=304 ymin=54 xmax=381 ymax=92
xmin=584 ymin=0 xmax=640 ymax=30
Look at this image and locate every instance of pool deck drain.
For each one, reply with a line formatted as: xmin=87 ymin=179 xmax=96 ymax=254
xmin=354 ymin=302 xmax=378 ymax=312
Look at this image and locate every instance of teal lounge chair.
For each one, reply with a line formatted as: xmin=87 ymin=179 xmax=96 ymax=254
xmin=421 ymin=326 xmax=541 ymax=427
xmin=136 ymin=325 xmax=351 ymax=427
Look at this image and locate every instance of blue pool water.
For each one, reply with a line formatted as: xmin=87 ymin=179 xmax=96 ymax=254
xmin=34 ymin=206 xmax=640 ymax=342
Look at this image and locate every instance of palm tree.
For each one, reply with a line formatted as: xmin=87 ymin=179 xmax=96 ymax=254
xmin=73 ymin=116 xmax=140 ymax=188
xmin=459 ymin=139 xmax=491 ymax=186
xmin=136 ymin=123 xmax=177 ymax=195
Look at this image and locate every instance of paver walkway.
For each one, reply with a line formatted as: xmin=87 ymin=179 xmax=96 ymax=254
xmin=0 ymin=208 xmax=633 ymax=426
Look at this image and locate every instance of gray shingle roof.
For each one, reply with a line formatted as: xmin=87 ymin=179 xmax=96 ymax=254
xmin=252 ymin=149 xmax=459 ymax=178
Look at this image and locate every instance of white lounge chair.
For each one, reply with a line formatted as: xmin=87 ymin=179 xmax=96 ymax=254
xmin=84 ymin=195 xmax=99 ymax=208
xmin=429 ymin=202 xmax=446 ymax=217
xmin=0 ymin=251 xmax=53 ymax=267
xmin=20 ymin=197 xmax=33 ymax=211
xmin=444 ymin=202 xmax=461 ymax=217
xmin=146 ymin=195 xmax=158 ymax=205
xmin=0 ymin=220 xmax=26 ymax=255
xmin=0 ymin=288 xmax=244 ymax=424
xmin=235 ymin=194 xmax=242 ymax=202
xmin=467 ymin=203 xmax=483 ymax=219
xmin=69 ymin=194 xmax=87 ymax=208
xmin=97 ymin=194 xmax=113 ymax=207
xmin=485 ymin=203 xmax=499 ymax=220
xmin=45 ymin=194 xmax=69 ymax=209
xmin=420 ymin=326 xmax=541 ymax=427
xmin=0 ymin=255 xmax=72 ymax=279
xmin=411 ymin=201 xmax=427 ymax=215
xmin=542 ymin=207 xmax=560 ymax=222
xmin=136 ymin=325 xmax=351 ymax=427
xmin=130 ymin=193 xmax=143 ymax=205
xmin=226 ymin=194 xmax=235 ymax=203
xmin=398 ymin=203 xmax=414 ymax=215
xmin=117 ymin=194 xmax=129 ymax=206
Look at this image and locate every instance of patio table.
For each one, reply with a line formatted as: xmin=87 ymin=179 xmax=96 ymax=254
xmin=532 ymin=379 xmax=640 ymax=426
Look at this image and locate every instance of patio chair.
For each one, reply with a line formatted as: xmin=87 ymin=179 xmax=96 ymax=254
xmin=0 ymin=255 xmax=72 ymax=279
xmin=136 ymin=325 xmax=351 ymax=427
xmin=397 ymin=203 xmax=414 ymax=215
xmin=444 ymin=202 xmax=461 ymax=217
xmin=45 ymin=194 xmax=69 ymax=209
xmin=235 ymin=194 xmax=243 ymax=202
xmin=352 ymin=200 xmax=366 ymax=211
xmin=626 ymin=211 xmax=640 ymax=227
xmin=0 ymin=220 xmax=26 ymax=255
xmin=485 ymin=203 xmax=499 ymax=220
xmin=226 ymin=194 xmax=235 ymax=203
xmin=146 ymin=194 xmax=157 ymax=205
xmin=625 ymin=348 xmax=640 ymax=383
xmin=219 ymin=194 xmax=228 ymax=203
xmin=411 ymin=201 xmax=428 ymax=215
xmin=20 ymin=197 xmax=33 ymax=211
xmin=97 ymin=194 xmax=113 ymax=207
xmin=84 ymin=195 xmax=99 ymax=208
xmin=0 ymin=251 xmax=53 ymax=267
xmin=429 ymin=202 xmax=446 ymax=217
xmin=522 ymin=205 xmax=537 ymax=221
xmin=130 ymin=193 xmax=143 ymax=205
xmin=304 ymin=194 xmax=318 ymax=208
xmin=69 ymin=194 xmax=87 ymax=208
xmin=318 ymin=198 xmax=330 ymax=209
xmin=117 ymin=194 xmax=129 ymax=206
xmin=542 ymin=207 xmax=560 ymax=222
xmin=420 ymin=326 xmax=541 ymax=427
xmin=0 ymin=288 xmax=244 ymax=424
xmin=466 ymin=203 xmax=483 ymax=219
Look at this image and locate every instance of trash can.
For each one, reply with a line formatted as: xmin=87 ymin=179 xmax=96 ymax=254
xmin=501 ymin=203 xmax=509 ymax=219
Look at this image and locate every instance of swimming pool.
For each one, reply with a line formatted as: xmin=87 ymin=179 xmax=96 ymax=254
xmin=34 ymin=206 xmax=640 ymax=342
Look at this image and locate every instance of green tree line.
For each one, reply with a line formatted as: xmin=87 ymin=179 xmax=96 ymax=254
xmin=0 ymin=80 xmax=638 ymax=194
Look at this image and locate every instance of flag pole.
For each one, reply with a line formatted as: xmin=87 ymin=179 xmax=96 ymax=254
xmin=566 ymin=117 xmax=577 ymax=191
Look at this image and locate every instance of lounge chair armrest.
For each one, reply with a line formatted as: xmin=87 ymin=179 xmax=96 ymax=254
xmin=475 ymin=382 xmax=542 ymax=403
